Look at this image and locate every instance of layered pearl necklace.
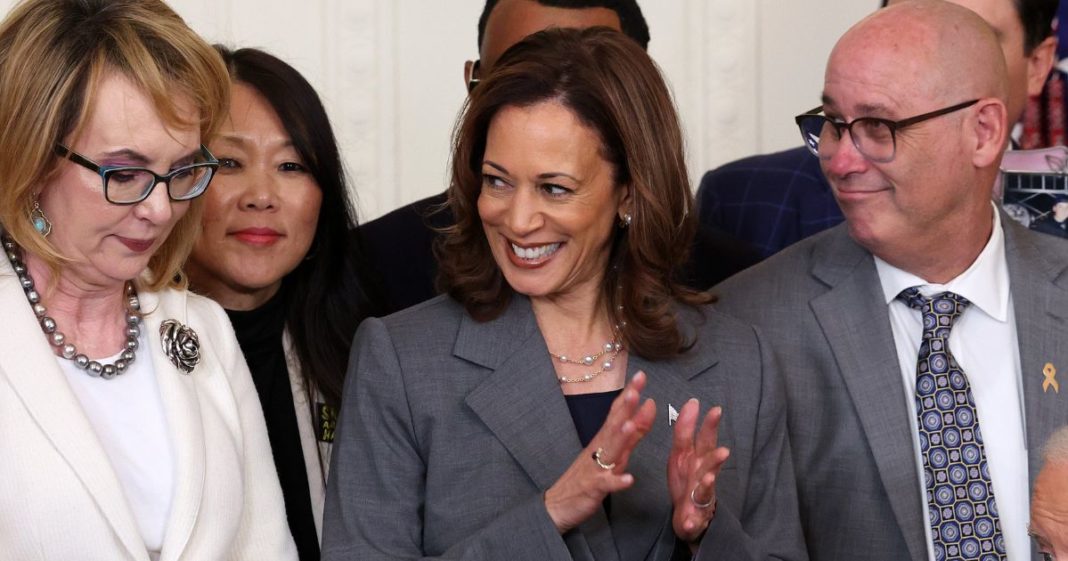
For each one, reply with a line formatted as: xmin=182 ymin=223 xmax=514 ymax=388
xmin=3 ymin=234 xmax=143 ymax=379
xmin=550 ymin=324 xmax=625 ymax=384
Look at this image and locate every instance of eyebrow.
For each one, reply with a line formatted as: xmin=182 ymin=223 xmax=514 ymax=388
xmin=482 ymin=160 xmax=579 ymax=181
xmin=99 ymin=147 xmax=202 ymax=167
xmin=820 ymin=94 xmax=893 ymax=118
xmin=215 ymin=134 xmax=296 ymax=149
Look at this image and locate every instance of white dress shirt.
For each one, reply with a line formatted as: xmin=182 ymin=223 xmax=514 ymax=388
xmin=874 ymin=207 xmax=1029 ymax=561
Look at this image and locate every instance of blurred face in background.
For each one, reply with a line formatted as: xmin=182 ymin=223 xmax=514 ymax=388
xmin=187 ymin=82 xmax=321 ymax=310
xmin=1029 ymin=460 xmax=1068 ymax=560
xmin=466 ymin=0 xmax=622 ymax=88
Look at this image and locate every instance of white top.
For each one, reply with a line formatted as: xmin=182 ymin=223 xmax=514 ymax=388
xmin=58 ymin=330 xmax=174 ymax=560
xmin=874 ymin=206 xmax=1029 ymax=561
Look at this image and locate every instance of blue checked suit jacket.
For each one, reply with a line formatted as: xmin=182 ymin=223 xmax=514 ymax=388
xmin=697 ymin=146 xmax=843 ymax=258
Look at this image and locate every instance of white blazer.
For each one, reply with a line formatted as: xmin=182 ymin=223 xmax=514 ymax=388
xmin=283 ymin=331 xmax=332 ymax=541
xmin=0 ymin=256 xmax=298 ymax=561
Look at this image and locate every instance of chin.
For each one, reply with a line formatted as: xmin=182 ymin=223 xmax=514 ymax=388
xmin=498 ymin=269 xmax=555 ymax=299
xmin=229 ymin=269 xmax=289 ymax=292
xmin=844 ymin=219 xmax=884 ymax=253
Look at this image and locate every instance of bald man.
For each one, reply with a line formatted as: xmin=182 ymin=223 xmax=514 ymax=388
xmin=698 ymin=0 xmax=1058 ymax=259
xmin=713 ymin=2 xmax=1068 ymax=560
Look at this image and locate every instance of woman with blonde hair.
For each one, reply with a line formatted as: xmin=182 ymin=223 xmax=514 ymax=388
xmin=0 ymin=1 xmax=297 ymax=559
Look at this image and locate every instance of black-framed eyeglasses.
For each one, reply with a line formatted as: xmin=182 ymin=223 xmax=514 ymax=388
xmin=54 ymin=144 xmax=219 ymax=205
xmin=794 ymin=99 xmax=980 ymax=163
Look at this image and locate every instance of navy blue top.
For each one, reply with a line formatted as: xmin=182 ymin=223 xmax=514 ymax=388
xmin=564 ymin=390 xmax=622 ymax=448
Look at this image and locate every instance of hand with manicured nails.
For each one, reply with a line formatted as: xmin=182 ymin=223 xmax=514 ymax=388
xmin=544 ymin=372 xmax=656 ymax=533
xmin=668 ymin=399 xmax=730 ymax=549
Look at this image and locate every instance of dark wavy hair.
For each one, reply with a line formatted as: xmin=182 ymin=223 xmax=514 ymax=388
xmin=438 ymin=27 xmax=707 ymax=360
xmin=214 ymin=46 xmax=380 ymax=408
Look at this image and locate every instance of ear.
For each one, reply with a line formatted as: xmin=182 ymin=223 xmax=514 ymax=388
xmin=616 ymin=183 xmax=632 ymax=222
xmin=971 ymin=98 xmax=1008 ymax=168
xmin=463 ymin=59 xmax=480 ymax=94
xmin=1026 ymin=36 xmax=1058 ymax=97
xmin=461 ymin=59 xmax=474 ymax=89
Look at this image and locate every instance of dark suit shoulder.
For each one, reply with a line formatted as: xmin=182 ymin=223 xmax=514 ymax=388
xmin=700 ymin=146 xmax=824 ymax=183
xmin=361 ymin=192 xmax=451 ymax=236
xmin=358 ymin=193 xmax=453 ymax=314
xmin=696 ymin=146 xmax=842 ymax=258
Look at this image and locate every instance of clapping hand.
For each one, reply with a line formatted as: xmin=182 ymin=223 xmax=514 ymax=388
xmin=544 ymin=372 xmax=656 ymax=533
xmin=667 ymin=399 xmax=730 ymax=548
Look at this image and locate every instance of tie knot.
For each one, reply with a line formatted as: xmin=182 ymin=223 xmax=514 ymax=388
xmin=898 ymin=288 xmax=971 ymax=336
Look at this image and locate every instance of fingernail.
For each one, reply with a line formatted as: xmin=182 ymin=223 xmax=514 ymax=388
xmin=622 ymin=474 xmax=634 ymax=484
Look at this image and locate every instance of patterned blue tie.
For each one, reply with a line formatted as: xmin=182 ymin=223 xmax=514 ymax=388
xmin=898 ymin=288 xmax=1006 ymax=561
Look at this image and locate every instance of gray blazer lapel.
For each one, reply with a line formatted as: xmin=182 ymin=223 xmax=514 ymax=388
xmin=611 ymin=336 xmax=719 ymax=561
xmin=460 ymin=296 xmax=619 ymax=561
xmin=1003 ymin=220 xmax=1068 ymax=483
xmin=0 ymin=258 xmax=144 ymax=560
xmin=808 ymin=230 xmax=927 ymax=561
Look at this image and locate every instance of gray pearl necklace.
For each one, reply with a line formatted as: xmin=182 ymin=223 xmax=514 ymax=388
xmin=3 ymin=235 xmax=142 ymax=379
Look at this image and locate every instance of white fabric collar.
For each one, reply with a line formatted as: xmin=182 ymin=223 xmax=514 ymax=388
xmin=873 ymin=202 xmax=1009 ymax=321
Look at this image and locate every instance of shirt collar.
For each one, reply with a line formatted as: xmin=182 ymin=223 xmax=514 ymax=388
xmin=874 ymin=202 xmax=1009 ymax=321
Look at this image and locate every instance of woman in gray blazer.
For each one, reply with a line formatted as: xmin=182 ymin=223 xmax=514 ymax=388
xmin=322 ymin=28 xmax=804 ymax=561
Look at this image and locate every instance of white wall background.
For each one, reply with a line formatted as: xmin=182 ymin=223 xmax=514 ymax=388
xmin=0 ymin=0 xmax=877 ymax=221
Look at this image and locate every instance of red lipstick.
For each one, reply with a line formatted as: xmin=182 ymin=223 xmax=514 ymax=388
xmin=116 ymin=237 xmax=154 ymax=253
xmin=232 ymin=227 xmax=283 ymax=246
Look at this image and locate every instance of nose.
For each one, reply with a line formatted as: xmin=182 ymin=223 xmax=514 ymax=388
xmin=502 ymin=186 xmax=544 ymax=237
xmin=822 ymin=128 xmax=870 ymax=179
xmin=132 ymin=178 xmax=175 ymax=224
xmin=238 ymin=168 xmax=278 ymax=211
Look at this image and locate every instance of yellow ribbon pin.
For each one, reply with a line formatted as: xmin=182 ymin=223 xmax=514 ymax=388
xmin=1043 ymin=363 xmax=1060 ymax=394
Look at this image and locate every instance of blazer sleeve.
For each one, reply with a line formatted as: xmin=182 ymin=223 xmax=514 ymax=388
xmin=692 ymin=326 xmax=807 ymax=561
xmin=204 ymin=302 xmax=300 ymax=561
xmin=321 ymin=317 xmax=573 ymax=561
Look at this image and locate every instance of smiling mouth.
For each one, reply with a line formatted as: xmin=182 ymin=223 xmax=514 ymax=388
xmin=511 ymin=242 xmax=560 ymax=260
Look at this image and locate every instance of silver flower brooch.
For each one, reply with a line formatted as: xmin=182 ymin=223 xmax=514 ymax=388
xmin=160 ymin=320 xmax=200 ymax=374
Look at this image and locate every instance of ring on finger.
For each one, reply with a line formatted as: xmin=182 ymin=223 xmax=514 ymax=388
xmin=592 ymin=447 xmax=616 ymax=470
xmin=690 ymin=486 xmax=714 ymax=509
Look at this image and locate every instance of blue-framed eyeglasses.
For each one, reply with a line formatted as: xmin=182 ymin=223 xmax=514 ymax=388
xmin=54 ymin=144 xmax=219 ymax=205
